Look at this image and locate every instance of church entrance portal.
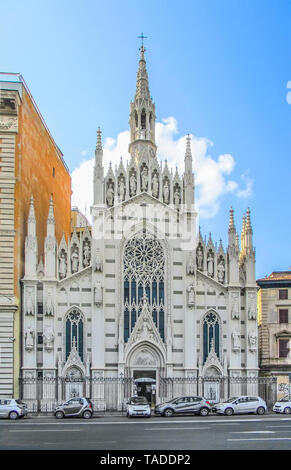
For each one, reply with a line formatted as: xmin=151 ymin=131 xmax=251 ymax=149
xmin=133 ymin=370 xmax=156 ymax=405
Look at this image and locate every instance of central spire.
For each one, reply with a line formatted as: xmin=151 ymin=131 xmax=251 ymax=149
xmin=128 ymin=40 xmax=156 ymax=163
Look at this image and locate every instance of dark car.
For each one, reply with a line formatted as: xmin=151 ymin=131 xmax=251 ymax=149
xmin=55 ymin=397 xmax=93 ymax=419
xmin=155 ymin=396 xmax=212 ymax=417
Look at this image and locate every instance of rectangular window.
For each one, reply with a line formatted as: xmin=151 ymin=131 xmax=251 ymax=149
xmin=279 ymin=289 xmax=288 ymax=300
xmin=279 ymin=309 xmax=289 ymax=324
xmin=279 ymin=339 xmax=289 ymax=358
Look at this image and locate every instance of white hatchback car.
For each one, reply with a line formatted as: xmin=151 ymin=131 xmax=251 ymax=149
xmin=213 ymin=396 xmax=267 ymax=416
xmin=0 ymin=399 xmax=28 ymax=420
xmin=273 ymin=398 xmax=291 ymax=414
xmin=126 ymin=396 xmax=151 ymax=418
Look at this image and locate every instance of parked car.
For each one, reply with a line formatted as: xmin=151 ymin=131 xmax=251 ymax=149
xmin=273 ymin=397 xmax=291 ymax=414
xmin=54 ymin=397 xmax=93 ymax=419
xmin=0 ymin=398 xmax=28 ymax=420
xmin=126 ymin=396 xmax=151 ymax=418
xmin=212 ymin=396 xmax=267 ymax=416
xmin=155 ymin=396 xmax=212 ymax=417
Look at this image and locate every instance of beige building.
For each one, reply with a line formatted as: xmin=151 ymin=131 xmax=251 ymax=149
xmin=257 ymin=271 xmax=291 ymax=398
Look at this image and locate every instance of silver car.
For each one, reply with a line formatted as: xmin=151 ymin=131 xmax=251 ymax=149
xmin=273 ymin=397 xmax=291 ymax=414
xmin=55 ymin=397 xmax=93 ymax=419
xmin=0 ymin=398 xmax=28 ymax=420
xmin=155 ymin=396 xmax=212 ymax=417
xmin=213 ymin=396 xmax=267 ymax=416
xmin=126 ymin=396 xmax=151 ymax=418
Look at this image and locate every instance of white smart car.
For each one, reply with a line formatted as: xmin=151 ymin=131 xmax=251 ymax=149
xmin=213 ymin=396 xmax=267 ymax=416
xmin=273 ymin=398 xmax=291 ymax=414
xmin=126 ymin=396 xmax=151 ymax=418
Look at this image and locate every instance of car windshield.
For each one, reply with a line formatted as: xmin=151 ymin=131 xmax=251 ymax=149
xmin=279 ymin=398 xmax=291 ymax=402
xmin=129 ymin=397 xmax=148 ymax=405
xmin=223 ymin=397 xmax=238 ymax=403
xmin=15 ymin=400 xmax=25 ymax=405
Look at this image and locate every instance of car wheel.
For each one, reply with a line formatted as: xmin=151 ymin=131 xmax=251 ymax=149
xmin=224 ymin=407 xmax=234 ymax=416
xmin=55 ymin=411 xmax=64 ymax=419
xmin=256 ymin=407 xmax=265 ymax=415
xmin=9 ymin=411 xmax=19 ymax=420
xmin=284 ymin=407 xmax=291 ymax=414
xmin=82 ymin=410 xmax=92 ymax=419
xmin=163 ymin=408 xmax=174 ymax=417
xmin=199 ymin=407 xmax=209 ymax=417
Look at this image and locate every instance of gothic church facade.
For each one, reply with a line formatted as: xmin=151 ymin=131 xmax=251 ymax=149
xmin=21 ymin=46 xmax=258 ymax=409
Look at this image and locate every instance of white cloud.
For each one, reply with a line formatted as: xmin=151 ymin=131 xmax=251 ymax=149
xmin=71 ymin=117 xmax=253 ymax=219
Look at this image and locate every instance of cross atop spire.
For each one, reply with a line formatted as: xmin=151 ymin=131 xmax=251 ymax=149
xmin=137 ymin=32 xmax=148 ymax=48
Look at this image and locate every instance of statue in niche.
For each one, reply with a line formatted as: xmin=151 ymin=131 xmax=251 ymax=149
xmin=130 ymin=173 xmax=137 ymax=197
xmin=196 ymin=245 xmax=203 ymax=270
xmin=45 ymin=288 xmax=54 ymax=316
xmin=217 ymin=259 xmax=225 ymax=283
xmin=163 ymin=180 xmax=170 ymax=204
xmin=71 ymin=248 xmax=79 ymax=273
xmin=207 ymin=251 xmax=214 ymax=277
xmin=43 ymin=326 xmax=54 ymax=352
xmin=25 ymin=327 xmax=34 ymax=351
xmin=25 ymin=288 xmax=35 ymax=316
xmin=141 ymin=166 xmax=148 ymax=192
xmin=94 ymin=248 xmax=103 ymax=272
xmin=174 ymin=187 xmax=180 ymax=209
xmin=59 ymin=252 xmax=67 ymax=279
xmin=248 ymin=331 xmax=257 ymax=351
xmin=248 ymin=292 xmax=257 ymax=320
xmin=83 ymin=241 xmax=91 ymax=267
xmin=94 ymin=281 xmax=103 ymax=306
xmin=187 ymin=251 xmax=195 ymax=275
xmin=119 ymin=177 xmax=126 ymax=202
xmin=152 ymin=173 xmax=159 ymax=198
xmin=187 ymin=284 xmax=195 ymax=307
xmin=232 ymin=331 xmax=240 ymax=350
xmin=231 ymin=292 xmax=239 ymax=319
xmin=106 ymin=182 xmax=114 ymax=207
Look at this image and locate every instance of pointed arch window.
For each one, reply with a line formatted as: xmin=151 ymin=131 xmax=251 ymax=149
xmin=123 ymin=232 xmax=165 ymax=342
xmin=203 ymin=311 xmax=220 ymax=363
xmin=65 ymin=308 xmax=84 ymax=361
xmin=141 ymin=109 xmax=146 ymax=130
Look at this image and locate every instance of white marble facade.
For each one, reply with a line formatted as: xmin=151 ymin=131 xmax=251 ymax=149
xmin=21 ymin=46 xmax=259 ymax=408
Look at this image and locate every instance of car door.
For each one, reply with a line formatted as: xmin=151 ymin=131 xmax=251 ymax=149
xmin=0 ymin=400 xmax=3 ymax=418
xmin=234 ymin=397 xmax=250 ymax=414
xmin=248 ymin=397 xmax=259 ymax=413
xmin=173 ymin=397 xmax=189 ymax=414
xmin=64 ymin=398 xmax=83 ymax=416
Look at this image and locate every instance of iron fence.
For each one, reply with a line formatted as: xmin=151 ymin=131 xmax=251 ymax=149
xmin=19 ymin=375 xmax=277 ymax=414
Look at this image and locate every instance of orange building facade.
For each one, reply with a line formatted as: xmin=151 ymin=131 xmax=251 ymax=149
xmin=0 ymin=75 xmax=71 ymax=397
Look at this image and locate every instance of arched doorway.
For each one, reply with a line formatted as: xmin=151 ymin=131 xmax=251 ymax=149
xmin=64 ymin=366 xmax=84 ymax=400
xmin=126 ymin=343 xmax=165 ymax=405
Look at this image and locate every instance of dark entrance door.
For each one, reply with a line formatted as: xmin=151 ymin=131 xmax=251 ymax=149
xmin=133 ymin=370 xmax=156 ymax=405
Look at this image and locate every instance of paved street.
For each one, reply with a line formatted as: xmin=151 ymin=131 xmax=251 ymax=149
xmin=1 ymin=414 xmax=291 ymax=450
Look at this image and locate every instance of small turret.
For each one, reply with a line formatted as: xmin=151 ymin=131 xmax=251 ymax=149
xmin=24 ymin=195 xmax=38 ymax=279
xmin=93 ymin=127 xmax=104 ymax=205
xmin=184 ymin=134 xmax=194 ymax=209
xmin=44 ymin=195 xmax=56 ymax=279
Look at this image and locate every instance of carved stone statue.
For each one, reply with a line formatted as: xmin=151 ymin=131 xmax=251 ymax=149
xmin=25 ymin=327 xmax=34 ymax=351
xmin=232 ymin=330 xmax=240 ymax=351
xmin=152 ymin=173 xmax=159 ymax=198
xmin=174 ymin=188 xmax=180 ymax=209
xmin=119 ymin=177 xmax=126 ymax=202
xmin=94 ymin=281 xmax=103 ymax=306
xmin=25 ymin=288 xmax=35 ymax=316
xmin=83 ymin=241 xmax=91 ymax=267
xmin=141 ymin=166 xmax=148 ymax=192
xmin=187 ymin=251 xmax=195 ymax=275
xmin=231 ymin=292 xmax=239 ymax=319
xmin=207 ymin=251 xmax=214 ymax=277
xmin=130 ymin=173 xmax=137 ymax=197
xmin=163 ymin=180 xmax=170 ymax=204
xmin=196 ymin=245 xmax=203 ymax=270
xmin=45 ymin=289 xmax=54 ymax=316
xmin=43 ymin=326 xmax=54 ymax=352
xmin=217 ymin=259 xmax=225 ymax=283
xmin=71 ymin=248 xmax=79 ymax=273
xmin=94 ymin=248 xmax=103 ymax=272
xmin=59 ymin=252 xmax=67 ymax=279
xmin=248 ymin=331 xmax=257 ymax=351
xmin=187 ymin=284 xmax=195 ymax=307
xmin=248 ymin=292 xmax=257 ymax=320
xmin=106 ymin=182 xmax=114 ymax=207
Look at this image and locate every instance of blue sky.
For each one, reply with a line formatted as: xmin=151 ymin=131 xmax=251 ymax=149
xmin=1 ymin=0 xmax=290 ymax=279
